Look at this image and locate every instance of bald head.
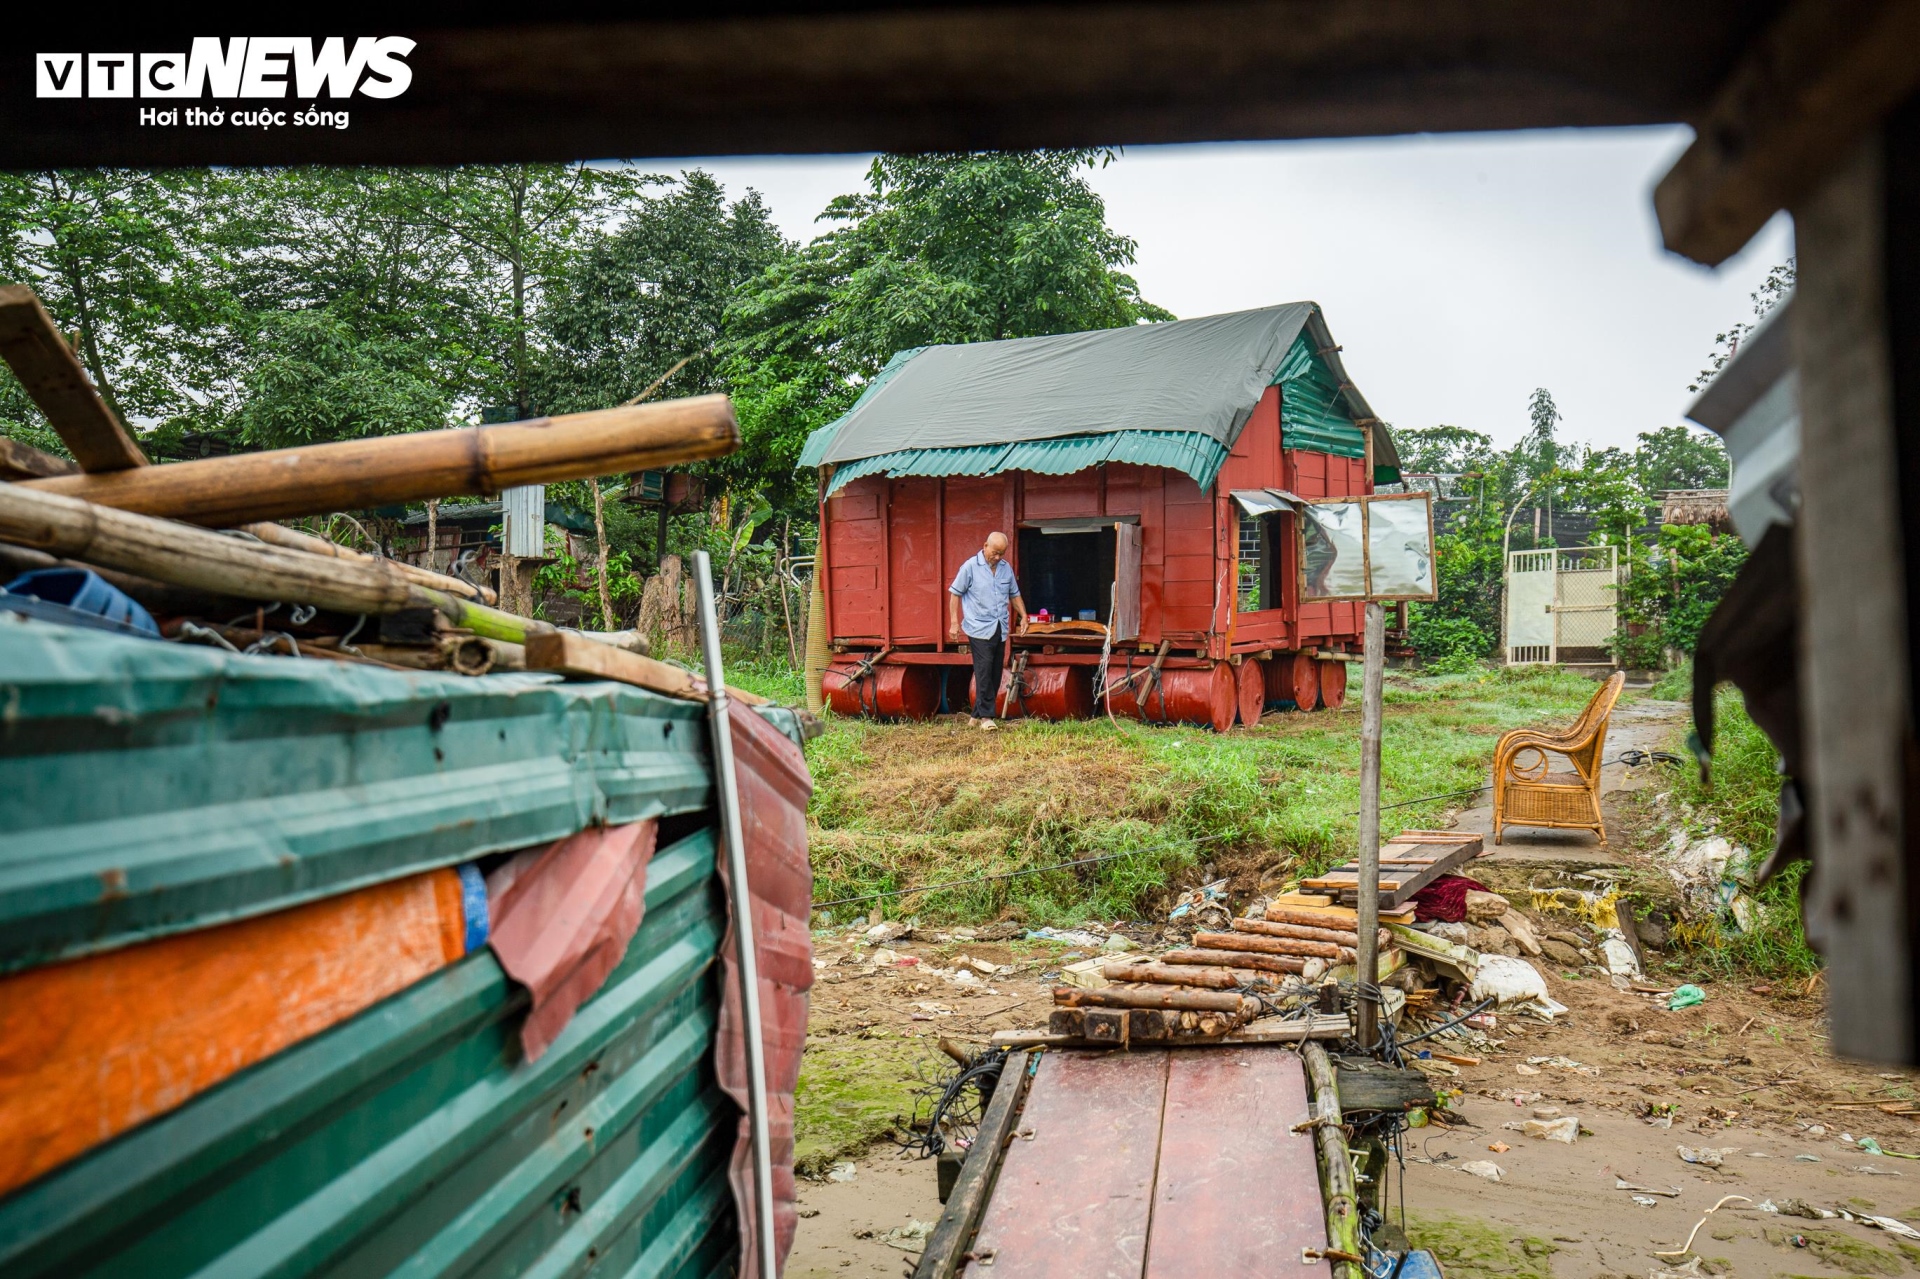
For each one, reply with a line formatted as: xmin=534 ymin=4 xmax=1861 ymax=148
xmin=982 ymin=531 xmax=1009 ymax=565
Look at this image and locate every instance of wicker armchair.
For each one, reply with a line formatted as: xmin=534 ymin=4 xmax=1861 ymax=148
xmin=1492 ymin=671 xmax=1626 ymax=845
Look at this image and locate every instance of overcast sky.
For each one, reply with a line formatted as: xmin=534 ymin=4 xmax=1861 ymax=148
xmin=651 ymin=128 xmax=1793 ymax=454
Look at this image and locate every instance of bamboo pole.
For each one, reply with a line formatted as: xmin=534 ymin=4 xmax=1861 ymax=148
xmin=241 ymin=520 xmax=497 ymax=604
xmin=592 ymin=480 xmax=615 ymax=630
xmin=1355 ymin=601 xmax=1387 ymax=1047
xmin=1302 ymin=1042 xmax=1364 ymax=1279
xmin=0 ymin=482 xmax=554 ymax=641
xmin=22 ymin=396 xmax=739 ymax=527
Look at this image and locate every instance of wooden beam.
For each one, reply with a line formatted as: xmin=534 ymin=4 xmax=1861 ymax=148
xmin=0 ymin=285 xmax=147 ymax=472
xmin=1654 ymin=0 xmax=1920 ymax=266
xmin=0 ymin=436 xmax=78 ymax=481
xmin=21 ymin=396 xmax=739 ymax=526
xmin=0 ymin=481 xmax=556 ymax=643
xmin=242 ymin=522 xmax=498 ymax=606
xmin=912 ymin=1051 xmax=1033 ymax=1279
xmin=523 ymin=628 xmax=769 ymax=705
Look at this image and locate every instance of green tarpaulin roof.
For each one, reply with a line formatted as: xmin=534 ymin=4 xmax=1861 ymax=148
xmin=800 ymin=303 xmax=1398 ymax=491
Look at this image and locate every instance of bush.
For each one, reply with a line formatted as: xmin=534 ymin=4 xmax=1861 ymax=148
xmin=1409 ymin=610 xmax=1492 ymax=674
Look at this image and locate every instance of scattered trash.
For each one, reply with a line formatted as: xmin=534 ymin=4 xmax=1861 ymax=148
xmin=1860 ymin=1215 xmax=1920 ymax=1240
xmin=883 ymin=1220 xmax=936 ymax=1252
xmin=1061 ymin=957 xmax=1109 ymax=990
xmin=952 ymin=969 xmax=981 ymax=986
xmin=1472 ymin=955 xmax=1570 ymax=1020
xmin=1776 ymin=1199 xmax=1835 ymax=1219
xmin=959 ymin=955 xmax=999 ymax=975
xmin=1617 ymin=1179 xmax=1682 ymax=1197
xmin=1745 ymin=1151 xmax=1774 ymax=1159
xmin=1655 ymin=1194 xmax=1751 ymax=1259
xmin=1794 ymin=1154 xmax=1822 ymax=1163
xmin=1515 ymin=1064 xmax=1541 ymax=1076
xmin=1524 ymin=1116 xmax=1580 ymax=1143
xmin=1807 ymin=1124 xmax=1827 ymax=1136
xmin=1459 ymin=1160 xmax=1504 ymax=1181
xmin=1676 ymin=1146 xmax=1735 ymax=1167
xmin=1854 ymin=1166 xmax=1906 ymax=1176
xmin=871 ymin=948 xmax=902 ymax=967
xmin=1422 ymin=921 xmax=1472 ymax=944
xmin=1756 ymin=1199 xmax=1777 ymax=1213
xmin=1526 ymin=1055 xmax=1600 ymax=1077
xmin=866 ymin=920 xmax=913 ymax=944
xmin=1859 ymin=1137 xmax=1885 ymax=1156
xmin=1633 ymin=1195 xmax=1659 ymax=1208
xmin=1167 ymin=879 xmax=1230 ymax=927
xmin=1599 ymin=929 xmax=1642 ymax=979
xmin=1025 ymin=927 xmax=1105 ymax=948
xmin=1668 ymin=985 xmax=1707 ymax=1010
xmin=1530 ymin=885 xmax=1622 ymax=930
xmin=828 ymin=1162 xmax=857 ymax=1183
xmin=1531 ymin=1106 xmax=1562 ymax=1120
xmin=1487 ymin=1141 xmax=1510 ymax=1153
xmin=1649 ymin=1256 xmax=1705 ymax=1279
xmin=1101 ymin=934 xmax=1136 ymax=954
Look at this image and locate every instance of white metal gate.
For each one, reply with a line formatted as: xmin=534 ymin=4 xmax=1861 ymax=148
xmin=1504 ymin=545 xmax=1619 ymax=665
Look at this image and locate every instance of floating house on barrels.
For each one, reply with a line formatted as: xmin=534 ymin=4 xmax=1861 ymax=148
xmin=798 ymin=303 xmax=1401 ymax=731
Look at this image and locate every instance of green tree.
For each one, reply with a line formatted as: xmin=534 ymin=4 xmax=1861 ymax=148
xmin=384 ymin=164 xmax=631 ymax=418
xmin=1690 ymin=258 xmax=1794 ymax=393
xmin=1393 ymin=425 xmax=1496 ymax=475
xmin=538 ymin=170 xmax=788 ymax=413
xmin=721 ymin=149 xmax=1172 ymax=509
xmin=230 ymin=308 xmax=451 ymax=448
xmin=0 ymin=169 xmax=223 ymax=430
xmin=1631 ymin=424 xmax=1729 ymax=495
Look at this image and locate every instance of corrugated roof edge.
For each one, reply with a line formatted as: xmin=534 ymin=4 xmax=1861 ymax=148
xmin=1296 ymin=308 xmax=1400 ymax=479
xmin=822 ymin=430 xmax=1230 ymax=495
xmin=796 ymin=346 xmax=928 ymax=469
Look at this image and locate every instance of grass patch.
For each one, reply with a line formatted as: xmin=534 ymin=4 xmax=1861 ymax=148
xmin=1666 ymin=685 xmax=1820 ymax=982
xmin=1765 ymin=1228 xmax=1907 ymax=1277
xmin=1406 ymin=1211 xmax=1557 ymax=1279
xmin=792 ymin=1036 xmax=930 ymax=1176
xmin=803 ymin=665 xmax=1597 ymax=926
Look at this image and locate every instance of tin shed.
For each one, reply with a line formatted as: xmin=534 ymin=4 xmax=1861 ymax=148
xmin=799 ymin=303 xmax=1400 ymax=730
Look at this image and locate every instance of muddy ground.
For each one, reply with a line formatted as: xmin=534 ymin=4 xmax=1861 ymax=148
xmin=788 ymin=698 xmax=1920 ymax=1279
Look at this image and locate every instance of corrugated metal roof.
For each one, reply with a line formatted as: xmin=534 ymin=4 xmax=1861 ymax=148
xmin=0 ymin=826 xmax=740 ymax=1279
xmin=0 ymin=616 xmax=715 ymax=974
xmin=825 ymin=430 xmax=1230 ymax=494
xmin=802 ymin=306 xmax=1397 ymax=488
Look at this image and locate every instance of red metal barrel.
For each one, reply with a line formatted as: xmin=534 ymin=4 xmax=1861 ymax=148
xmin=1235 ymin=659 xmax=1266 ymax=727
xmin=1262 ymin=652 xmax=1320 ymax=711
xmin=1318 ymin=657 xmax=1348 ymax=710
xmin=1102 ymin=659 xmax=1236 ymax=732
xmin=824 ymin=661 xmax=941 ymax=720
xmin=971 ymin=664 xmax=1096 ymax=721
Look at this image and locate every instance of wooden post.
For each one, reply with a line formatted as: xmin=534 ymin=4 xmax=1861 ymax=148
xmin=592 ymin=480 xmax=615 ymax=630
xmin=1302 ymin=1042 xmax=1364 ymax=1279
xmin=1354 ymin=599 xmax=1387 ymax=1048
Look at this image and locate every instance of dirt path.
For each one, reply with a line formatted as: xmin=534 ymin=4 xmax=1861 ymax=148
xmin=790 ymin=691 xmax=1920 ymax=1278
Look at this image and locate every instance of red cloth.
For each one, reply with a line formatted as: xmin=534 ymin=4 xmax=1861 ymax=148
xmin=1410 ymin=874 xmax=1489 ymax=923
xmin=485 ymin=819 xmax=659 ymax=1062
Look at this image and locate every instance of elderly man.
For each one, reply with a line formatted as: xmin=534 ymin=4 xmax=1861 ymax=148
xmin=948 ymin=532 xmax=1028 ymax=730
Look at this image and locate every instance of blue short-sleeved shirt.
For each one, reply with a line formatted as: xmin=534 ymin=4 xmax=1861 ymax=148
xmin=949 ymin=552 xmax=1021 ymax=640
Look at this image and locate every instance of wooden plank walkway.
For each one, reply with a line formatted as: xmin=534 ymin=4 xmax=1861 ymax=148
xmin=1144 ymin=1049 xmax=1326 ymax=1277
xmin=968 ymin=1051 xmax=1166 ymax=1278
xmin=961 ymin=1049 xmax=1327 ymax=1278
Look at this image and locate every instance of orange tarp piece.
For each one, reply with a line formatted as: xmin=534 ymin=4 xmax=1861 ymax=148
xmin=0 ymin=867 xmax=467 ymax=1197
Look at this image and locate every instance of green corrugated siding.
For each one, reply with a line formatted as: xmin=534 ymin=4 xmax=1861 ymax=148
xmin=0 ymin=827 xmax=736 ymax=1279
xmin=0 ymin=621 xmax=713 ymax=973
xmin=823 ymin=430 xmax=1230 ymax=494
xmin=1272 ymin=331 xmax=1368 ymax=460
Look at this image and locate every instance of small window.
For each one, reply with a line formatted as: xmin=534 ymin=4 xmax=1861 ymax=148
xmin=1237 ymin=511 xmax=1284 ymax=612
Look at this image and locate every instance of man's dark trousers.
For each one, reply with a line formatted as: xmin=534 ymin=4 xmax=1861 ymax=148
xmin=969 ymin=628 xmax=1004 ymax=718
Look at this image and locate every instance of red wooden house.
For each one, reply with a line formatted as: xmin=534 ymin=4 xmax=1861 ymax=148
xmin=797 ymin=303 xmax=1401 ymax=730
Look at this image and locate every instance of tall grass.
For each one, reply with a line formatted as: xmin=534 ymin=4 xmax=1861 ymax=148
xmin=1667 ymin=685 xmax=1820 ymax=980
xmin=802 ymin=665 xmax=1599 ymax=926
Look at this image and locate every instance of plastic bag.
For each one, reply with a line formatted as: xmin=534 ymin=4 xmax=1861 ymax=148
xmin=1470 ymin=954 xmax=1569 ymax=1020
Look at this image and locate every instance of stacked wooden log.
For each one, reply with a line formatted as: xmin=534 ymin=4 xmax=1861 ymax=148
xmin=0 ymin=283 xmax=787 ymax=712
